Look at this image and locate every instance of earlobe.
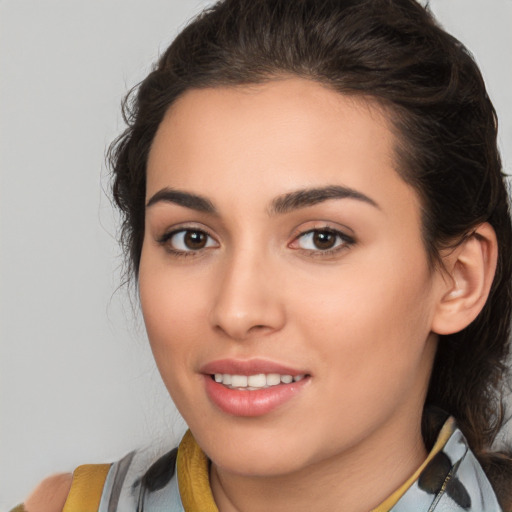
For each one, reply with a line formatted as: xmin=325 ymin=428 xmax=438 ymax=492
xmin=431 ymin=223 xmax=498 ymax=336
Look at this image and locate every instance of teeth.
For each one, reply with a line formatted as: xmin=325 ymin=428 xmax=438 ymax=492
xmin=213 ymin=373 xmax=306 ymax=389
xmin=266 ymin=373 xmax=281 ymax=386
xmin=247 ymin=374 xmax=266 ymax=387
xmin=231 ymin=375 xmax=248 ymax=387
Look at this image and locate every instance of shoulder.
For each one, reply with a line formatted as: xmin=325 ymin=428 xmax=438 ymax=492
xmin=19 ymin=445 xmax=180 ymax=512
xmin=23 ymin=473 xmax=73 ymax=512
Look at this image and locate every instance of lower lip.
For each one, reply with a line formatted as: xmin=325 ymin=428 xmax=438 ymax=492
xmin=204 ymin=375 xmax=309 ymax=417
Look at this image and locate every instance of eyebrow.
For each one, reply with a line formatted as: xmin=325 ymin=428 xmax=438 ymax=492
xmin=146 ymin=188 xmax=216 ymax=213
xmin=269 ymin=185 xmax=379 ymax=214
xmin=146 ymin=184 xmax=379 ymax=215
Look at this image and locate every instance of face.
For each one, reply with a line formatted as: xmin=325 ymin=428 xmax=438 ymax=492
xmin=139 ymin=78 xmax=445 ymax=478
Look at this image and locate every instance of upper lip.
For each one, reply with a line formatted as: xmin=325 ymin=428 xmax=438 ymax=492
xmin=200 ymin=358 xmax=309 ymax=376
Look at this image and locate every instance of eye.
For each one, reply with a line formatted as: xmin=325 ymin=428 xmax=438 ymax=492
xmin=293 ymin=228 xmax=353 ymax=253
xmin=160 ymin=228 xmax=218 ymax=253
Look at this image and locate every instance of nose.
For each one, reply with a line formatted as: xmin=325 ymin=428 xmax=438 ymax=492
xmin=209 ymin=250 xmax=286 ymax=341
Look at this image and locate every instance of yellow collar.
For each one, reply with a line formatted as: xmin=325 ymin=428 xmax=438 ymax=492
xmin=177 ymin=430 xmax=219 ymax=512
xmin=177 ymin=418 xmax=455 ymax=512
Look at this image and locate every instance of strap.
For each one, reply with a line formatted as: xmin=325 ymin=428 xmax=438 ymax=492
xmin=177 ymin=430 xmax=218 ymax=512
xmin=62 ymin=464 xmax=111 ymax=512
xmin=8 ymin=505 xmax=25 ymax=512
xmin=371 ymin=417 xmax=456 ymax=512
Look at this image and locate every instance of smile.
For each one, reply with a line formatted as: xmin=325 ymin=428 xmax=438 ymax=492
xmin=212 ymin=373 xmax=306 ymax=389
xmin=201 ymin=359 xmax=311 ymax=416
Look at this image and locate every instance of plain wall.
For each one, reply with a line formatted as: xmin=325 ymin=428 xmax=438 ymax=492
xmin=1 ymin=0 xmax=511 ymax=508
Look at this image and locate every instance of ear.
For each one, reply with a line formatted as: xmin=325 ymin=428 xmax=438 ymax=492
xmin=431 ymin=223 xmax=498 ymax=335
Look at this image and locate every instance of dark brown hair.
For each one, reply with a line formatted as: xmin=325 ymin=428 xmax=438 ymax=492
xmin=109 ymin=0 xmax=512 ymax=503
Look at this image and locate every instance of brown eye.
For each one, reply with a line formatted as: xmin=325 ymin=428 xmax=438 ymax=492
xmin=184 ymin=230 xmax=208 ymax=249
xmin=295 ymin=228 xmax=353 ymax=253
xmin=312 ymin=230 xmax=337 ymax=250
xmin=163 ymin=229 xmax=218 ymax=253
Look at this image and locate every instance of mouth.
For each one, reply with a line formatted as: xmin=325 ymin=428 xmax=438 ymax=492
xmin=210 ymin=372 xmax=307 ymax=390
xmin=201 ymin=359 xmax=311 ymax=417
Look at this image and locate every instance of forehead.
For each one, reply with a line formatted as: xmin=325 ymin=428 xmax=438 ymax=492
xmin=146 ymin=78 xmax=417 ymax=218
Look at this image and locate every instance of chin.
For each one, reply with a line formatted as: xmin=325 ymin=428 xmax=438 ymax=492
xmin=213 ymin=448 xmax=313 ymax=478
xmin=194 ymin=423 xmax=322 ymax=478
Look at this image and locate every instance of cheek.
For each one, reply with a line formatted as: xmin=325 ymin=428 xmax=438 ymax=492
xmin=138 ymin=255 xmax=209 ymax=380
xmin=294 ymin=249 xmax=435 ymax=387
xmin=138 ymin=267 xmax=212 ymax=424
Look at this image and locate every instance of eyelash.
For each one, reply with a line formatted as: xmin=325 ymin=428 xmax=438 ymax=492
xmin=156 ymin=226 xmax=355 ymax=258
xmin=290 ymin=228 xmax=355 ymax=256
xmin=157 ymin=227 xmax=218 ymax=257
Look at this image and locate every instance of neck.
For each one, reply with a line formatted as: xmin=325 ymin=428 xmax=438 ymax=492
xmin=210 ymin=412 xmax=428 ymax=512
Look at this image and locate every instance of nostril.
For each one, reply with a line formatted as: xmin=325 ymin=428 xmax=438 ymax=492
xmin=209 ymin=291 xmax=286 ymax=341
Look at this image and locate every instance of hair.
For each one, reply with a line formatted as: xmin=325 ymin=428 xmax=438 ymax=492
xmin=109 ymin=0 xmax=512 ymax=504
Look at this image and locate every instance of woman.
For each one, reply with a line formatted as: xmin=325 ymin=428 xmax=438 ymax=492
xmin=16 ymin=0 xmax=512 ymax=510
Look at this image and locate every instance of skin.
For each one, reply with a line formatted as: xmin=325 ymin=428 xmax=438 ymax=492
xmin=24 ymin=474 xmax=72 ymax=512
xmin=139 ymin=78 xmax=454 ymax=512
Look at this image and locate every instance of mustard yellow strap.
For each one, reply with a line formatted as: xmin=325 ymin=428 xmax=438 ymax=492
xmin=62 ymin=464 xmax=111 ymax=512
xmin=371 ymin=417 xmax=456 ymax=512
xmin=177 ymin=430 xmax=219 ymax=512
xmin=8 ymin=505 xmax=25 ymax=512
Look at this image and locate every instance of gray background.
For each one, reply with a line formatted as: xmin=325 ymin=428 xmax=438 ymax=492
xmin=1 ymin=0 xmax=511 ymax=508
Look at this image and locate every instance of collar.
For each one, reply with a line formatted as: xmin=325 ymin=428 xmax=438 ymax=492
xmin=176 ymin=418 xmax=502 ymax=512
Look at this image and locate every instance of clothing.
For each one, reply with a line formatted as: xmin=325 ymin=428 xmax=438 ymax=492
xmin=12 ymin=417 xmax=503 ymax=511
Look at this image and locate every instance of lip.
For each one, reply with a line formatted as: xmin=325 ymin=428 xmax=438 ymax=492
xmin=201 ymin=358 xmax=311 ymax=417
xmin=200 ymin=358 xmax=308 ymax=376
